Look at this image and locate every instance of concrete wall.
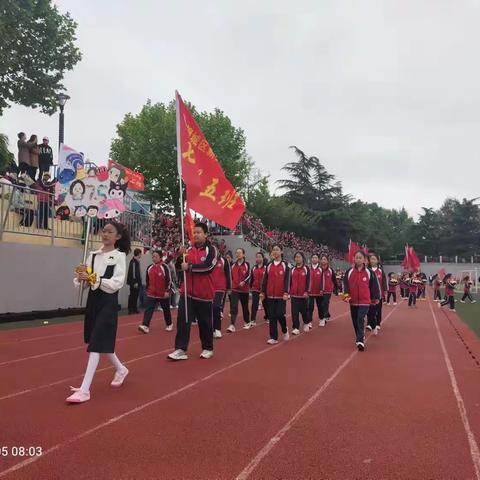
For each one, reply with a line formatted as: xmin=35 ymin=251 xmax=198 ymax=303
xmin=0 ymin=242 xmax=151 ymax=314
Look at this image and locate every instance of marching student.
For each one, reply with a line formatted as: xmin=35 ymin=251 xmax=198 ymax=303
xmin=307 ymin=253 xmax=322 ymax=331
xmin=399 ymin=273 xmax=409 ymax=299
xmin=289 ymin=252 xmax=310 ymax=335
xmin=227 ymin=248 xmax=251 ymax=332
xmin=335 ymin=270 xmax=344 ymax=294
xmin=438 ymin=274 xmax=456 ymax=312
xmin=433 ymin=275 xmax=442 ymax=302
xmin=212 ymin=251 xmax=232 ymax=338
xmin=386 ymin=273 xmax=398 ymax=305
xmin=168 ymin=222 xmax=218 ymax=361
xmin=67 ymin=221 xmax=131 ymax=404
xmin=261 ymin=244 xmax=290 ymax=344
xmin=343 ymin=250 xmax=380 ymax=351
xmin=318 ymin=254 xmax=338 ymax=326
xmin=127 ymin=248 xmax=142 ymax=314
xmin=250 ymin=252 xmax=267 ymax=325
xmin=407 ymin=274 xmax=419 ymax=307
xmin=460 ymin=276 xmax=476 ymax=304
xmin=138 ymin=250 xmax=172 ymax=334
xmin=366 ymin=253 xmax=387 ymax=334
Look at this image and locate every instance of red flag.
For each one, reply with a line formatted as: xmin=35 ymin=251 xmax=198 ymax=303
xmin=184 ymin=206 xmax=195 ymax=243
xmin=346 ymin=240 xmax=361 ymax=264
xmin=401 ymin=245 xmax=421 ymax=272
xmin=176 ymin=92 xmax=245 ymax=230
xmin=108 ymin=159 xmax=145 ymax=191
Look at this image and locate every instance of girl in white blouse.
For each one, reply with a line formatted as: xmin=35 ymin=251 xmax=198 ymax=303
xmin=67 ymin=221 xmax=131 ymax=404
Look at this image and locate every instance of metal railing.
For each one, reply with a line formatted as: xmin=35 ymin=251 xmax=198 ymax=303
xmin=0 ymin=182 xmax=152 ymax=246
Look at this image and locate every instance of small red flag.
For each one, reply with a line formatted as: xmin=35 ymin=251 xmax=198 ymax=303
xmin=346 ymin=240 xmax=361 ymax=264
xmin=176 ymin=92 xmax=245 ymax=230
xmin=184 ymin=206 xmax=195 ymax=243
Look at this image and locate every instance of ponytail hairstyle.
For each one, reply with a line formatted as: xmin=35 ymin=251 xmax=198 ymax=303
xmin=105 ymin=220 xmax=131 ymax=255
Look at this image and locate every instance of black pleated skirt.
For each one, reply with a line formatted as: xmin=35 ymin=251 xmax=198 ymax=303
xmin=84 ymin=289 xmax=118 ymax=353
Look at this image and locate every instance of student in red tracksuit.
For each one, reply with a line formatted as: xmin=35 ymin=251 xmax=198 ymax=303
xmin=439 ymin=274 xmax=456 ymax=311
xmin=366 ymin=253 xmax=387 ymax=334
xmin=407 ymin=274 xmax=418 ymax=307
xmin=212 ymin=251 xmax=232 ymax=339
xmin=290 ymin=252 xmax=310 ymax=335
xmin=307 ymin=254 xmax=322 ymax=330
xmin=138 ymin=250 xmax=172 ymax=334
xmin=318 ymin=254 xmax=338 ymax=327
xmin=386 ymin=273 xmax=398 ymax=305
xmin=460 ymin=276 xmax=476 ymax=304
xmin=261 ymin=244 xmax=290 ymax=344
xmin=250 ymin=252 xmax=267 ymax=325
xmin=168 ymin=223 xmax=217 ymax=361
xmin=343 ymin=250 xmax=380 ymax=351
xmin=228 ymin=248 xmax=251 ymax=332
xmin=433 ymin=276 xmax=442 ymax=301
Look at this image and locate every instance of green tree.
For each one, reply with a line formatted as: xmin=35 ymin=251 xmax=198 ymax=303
xmin=0 ymin=133 xmax=14 ymax=173
xmin=0 ymin=0 xmax=82 ymax=114
xmin=110 ymin=100 xmax=252 ymax=212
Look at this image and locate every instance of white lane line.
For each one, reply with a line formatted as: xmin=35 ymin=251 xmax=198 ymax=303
xmin=428 ymin=300 xmax=480 ymax=480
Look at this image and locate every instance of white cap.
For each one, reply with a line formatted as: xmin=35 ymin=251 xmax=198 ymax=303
xmin=43 ymin=136 xmax=49 ymax=141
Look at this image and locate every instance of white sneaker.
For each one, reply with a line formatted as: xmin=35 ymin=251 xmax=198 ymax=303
xmin=165 ymin=324 xmax=173 ymax=331
xmin=250 ymin=321 xmax=257 ymax=326
xmin=226 ymin=324 xmax=236 ymax=333
xmin=283 ymin=332 xmax=290 ymax=341
xmin=303 ymin=324 xmax=311 ymax=333
xmin=374 ymin=326 xmax=379 ymax=336
xmin=460 ymin=300 xmax=465 ymax=304
xmin=138 ymin=325 xmax=150 ymax=334
xmin=111 ymin=367 xmax=129 ymax=387
xmin=213 ymin=329 xmax=222 ymax=339
xmin=472 ymin=300 xmax=477 ymax=304
xmin=356 ymin=342 xmax=365 ymax=351
xmin=167 ymin=349 xmax=188 ymax=361
xmin=243 ymin=323 xmax=252 ymax=329
xmin=450 ymin=309 xmax=456 ymax=312
xmin=267 ymin=338 xmax=278 ymax=345
xmin=366 ymin=325 xmax=373 ymax=331
xmin=292 ymin=328 xmax=300 ymax=335
xmin=200 ymin=350 xmax=214 ymax=359
xmin=393 ymin=302 xmax=397 ymax=305
xmin=319 ymin=319 xmax=326 ymax=327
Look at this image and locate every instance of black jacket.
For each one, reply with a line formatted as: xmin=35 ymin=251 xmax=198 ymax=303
xmin=127 ymin=258 xmax=142 ymax=286
xmin=38 ymin=144 xmax=53 ymax=165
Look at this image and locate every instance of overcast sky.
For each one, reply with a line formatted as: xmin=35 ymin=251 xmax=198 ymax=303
xmin=2 ymin=0 xmax=480 ymax=218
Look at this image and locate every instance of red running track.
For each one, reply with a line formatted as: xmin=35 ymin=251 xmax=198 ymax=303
xmin=0 ymin=297 xmax=479 ymax=479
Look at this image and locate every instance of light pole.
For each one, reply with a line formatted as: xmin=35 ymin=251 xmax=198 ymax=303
xmin=57 ymin=93 xmax=70 ymax=148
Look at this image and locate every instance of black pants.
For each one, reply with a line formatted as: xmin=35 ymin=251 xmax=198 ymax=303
xmin=308 ymin=296 xmax=321 ymax=323
xmin=251 ymin=291 xmax=267 ymax=322
xmin=175 ymin=296 xmax=213 ymax=352
xmin=400 ymin=288 xmax=408 ymax=298
xmin=441 ymin=295 xmax=455 ymax=310
xmin=433 ymin=289 xmax=442 ymax=301
xmin=230 ymin=291 xmax=249 ymax=325
xmin=350 ymin=306 xmax=369 ymax=344
xmin=319 ymin=294 xmax=332 ymax=320
xmin=461 ymin=293 xmax=474 ymax=302
xmin=142 ymin=296 xmax=172 ymax=326
xmin=37 ymin=201 xmax=50 ymax=229
xmin=387 ymin=291 xmax=397 ymax=303
xmin=291 ymin=297 xmax=308 ymax=329
xmin=367 ymin=299 xmax=383 ymax=328
xmin=26 ymin=165 xmax=37 ymax=180
xmin=128 ymin=286 xmax=140 ymax=313
xmin=267 ymin=298 xmax=287 ymax=340
xmin=418 ymin=287 xmax=426 ymax=299
xmin=38 ymin=160 xmax=51 ymax=180
xmin=213 ymin=291 xmax=225 ymax=331
xmin=408 ymin=293 xmax=417 ymax=306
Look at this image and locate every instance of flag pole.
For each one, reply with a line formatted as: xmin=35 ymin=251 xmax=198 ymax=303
xmin=175 ymin=91 xmax=189 ymax=323
xmin=78 ymin=216 xmax=92 ymax=306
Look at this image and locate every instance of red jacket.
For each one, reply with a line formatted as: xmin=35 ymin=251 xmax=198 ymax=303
xmin=445 ymin=284 xmax=455 ymax=296
xmin=178 ymin=242 xmax=217 ymax=301
xmin=387 ymin=280 xmax=397 ymax=293
xmin=343 ymin=266 xmax=380 ymax=306
xmin=262 ymin=260 xmax=290 ymax=299
xmin=464 ymin=282 xmax=471 ymax=294
xmin=408 ymin=281 xmax=418 ymax=294
xmin=250 ymin=264 xmax=266 ymax=292
xmin=212 ymin=257 xmax=232 ymax=293
xmin=146 ymin=262 xmax=171 ymax=299
xmin=309 ymin=265 xmax=322 ymax=296
xmin=231 ymin=261 xmax=250 ymax=292
xmin=371 ymin=267 xmax=387 ymax=296
xmin=290 ymin=265 xmax=310 ymax=297
xmin=320 ymin=267 xmax=337 ymax=295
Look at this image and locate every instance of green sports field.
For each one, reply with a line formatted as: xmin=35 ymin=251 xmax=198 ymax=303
xmin=455 ymin=292 xmax=480 ymax=338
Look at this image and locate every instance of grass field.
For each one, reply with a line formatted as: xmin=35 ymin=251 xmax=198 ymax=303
xmin=454 ymin=292 xmax=480 ymax=338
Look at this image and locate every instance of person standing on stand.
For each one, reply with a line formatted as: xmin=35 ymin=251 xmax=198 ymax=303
xmin=127 ymin=248 xmax=142 ymax=314
xmin=38 ymin=137 xmax=53 ymax=179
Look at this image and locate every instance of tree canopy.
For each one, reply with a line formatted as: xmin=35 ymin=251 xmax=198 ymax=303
xmin=0 ymin=0 xmax=82 ymax=115
xmin=110 ymin=100 xmax=252 ymax=213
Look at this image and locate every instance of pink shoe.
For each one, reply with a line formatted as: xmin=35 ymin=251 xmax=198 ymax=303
xmin=111 ymin=368 xmax=129 ymax=387
xmin=66 ymin=387 xmax=90 ymax=404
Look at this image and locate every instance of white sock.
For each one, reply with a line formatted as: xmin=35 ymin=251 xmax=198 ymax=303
xmin=107 ymin=353 xmax=125 ymax=372
xmin=79 ymin=352 xmax=100 ymax=393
